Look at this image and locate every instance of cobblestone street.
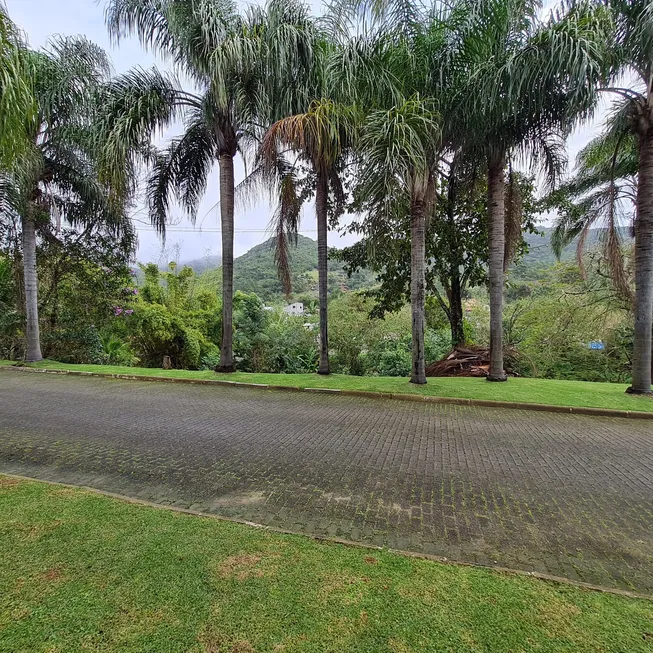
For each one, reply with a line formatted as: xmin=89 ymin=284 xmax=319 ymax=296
xmin=1 ymin=370 xmax=652 ymax=593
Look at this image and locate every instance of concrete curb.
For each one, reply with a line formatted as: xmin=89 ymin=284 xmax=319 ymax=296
xmin=4 ymin=365 xmax=653 ymax=420
xmin=2 ymin=471 xmax=651 ymax=602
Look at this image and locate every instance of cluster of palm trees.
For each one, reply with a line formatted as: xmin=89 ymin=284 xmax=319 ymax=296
xmin=1 ymin=0 xmax=652 ymax=394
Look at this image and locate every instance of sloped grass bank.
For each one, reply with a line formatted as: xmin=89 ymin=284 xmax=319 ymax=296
xmin=2 ymin=359 xmax=653 ymax=413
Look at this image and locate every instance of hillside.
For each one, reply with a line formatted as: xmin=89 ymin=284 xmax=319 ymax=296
xmin=513 ymin=226 xmax=633 ymax=278
xmin=232 ymin=235 xmax=376 ymax=300
xmin=177 ymin=227 xmax=628 ymax=300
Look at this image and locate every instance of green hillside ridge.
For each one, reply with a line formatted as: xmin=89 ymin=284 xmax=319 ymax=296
xmin=179 ymin=253 xmax=222 ymax=273
xmin=517 ymin=226 xmax=633 ymax=268
xmin=228 ymin=235 xmax=376 ymax=301
xmin=176 ymin=227 xmax=630 ymax=300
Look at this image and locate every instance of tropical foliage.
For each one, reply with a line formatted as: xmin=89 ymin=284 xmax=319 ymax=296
xmin=0 ymin=0 xmax=652 ymax=394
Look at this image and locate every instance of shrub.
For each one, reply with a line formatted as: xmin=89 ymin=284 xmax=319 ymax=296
xmin=377 ymin=347 xmax=412 ymax=377
xmin=100 ymin=334 xmax=138 ymax=366
xmin=43 ymin=325 xmax=105 ymax=364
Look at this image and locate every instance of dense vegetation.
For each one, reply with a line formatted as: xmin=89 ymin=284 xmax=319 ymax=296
xmin=1 ymin=0 xmax=652 ymax=394
xmin=0 ymin=229 xmax=633 ymax=383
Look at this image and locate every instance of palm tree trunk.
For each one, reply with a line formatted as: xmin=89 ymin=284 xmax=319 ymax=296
xmin=22 ymin=213 xmax=42 ymax=362
xmin=316 ymin=170 xmax=329 ymax=375
xmin=628 ymin=128 xmax=653 ymax=394
xmin=487 ymin=154 xmax=507 ymax=382
xmin=410 ymin=197 xmax=427 ymax=384
xmin=217 ymin=153 xmax=235 ymax=373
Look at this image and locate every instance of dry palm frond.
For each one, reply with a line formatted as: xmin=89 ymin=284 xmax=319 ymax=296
xmin=604 ymin=179 xmax=633 ymax=305
xmin=271 ymin=169 xmax=302 ymax=296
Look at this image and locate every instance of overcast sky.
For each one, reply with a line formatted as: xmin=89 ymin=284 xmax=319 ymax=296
xmin=8 ymin=0 xmax=604 ymax=264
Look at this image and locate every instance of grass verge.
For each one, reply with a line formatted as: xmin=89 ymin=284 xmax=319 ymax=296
xmin=2 ymin=358 xmax=653 ymax=413
xmin=1 ymin=476 xmax=651 ymax=652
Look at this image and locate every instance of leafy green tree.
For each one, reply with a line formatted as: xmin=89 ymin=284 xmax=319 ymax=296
xmin=129 ymin=263 xmax=220 ymax=368
xmin=36 ymin=230 xmax=134 ymax=361
xmin=341 ymin=159 xmax=539 ymax=348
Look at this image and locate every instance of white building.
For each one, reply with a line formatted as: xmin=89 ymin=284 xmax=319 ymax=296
xmin=284 ymin=302 xmax=304 ymax=316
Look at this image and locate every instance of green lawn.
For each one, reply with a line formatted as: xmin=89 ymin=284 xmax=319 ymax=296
xmin=1 ymin=477 xmax=651 ymax=652
xmin=3 ymin=358 xmax=653 ymax=413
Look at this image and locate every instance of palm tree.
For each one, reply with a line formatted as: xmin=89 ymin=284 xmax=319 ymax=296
xmin=260 ymin=100 xmax=357 ymax=375
xmin=105 ymin=0 xmax=317 ymax=372
xmin=443 ymin=0 xmax=603 ymax=381
xmin=356 ymin=97 xmax=441 ymax=384
xmin=0 ymin=37 xmax=133 ymax=362
xmin=551 ymin=127 xmax=637 ymax=304
xmin=559 ymin=0 xmax=653 ymax=394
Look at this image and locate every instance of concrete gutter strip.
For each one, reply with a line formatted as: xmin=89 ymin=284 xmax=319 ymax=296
xmin=3 ymin=365 xmax=653 ymax=420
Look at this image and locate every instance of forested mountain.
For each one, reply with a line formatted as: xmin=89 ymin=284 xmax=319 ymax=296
xmin=183 ymin=235 xmax=376 ymax=301
xmin=513 ymin=227 xmax=633 ymax=278
xmin=179 ymin=254 xmax=222 ymax=274
xmin=178 ymin=228 xmax=632 ymax=300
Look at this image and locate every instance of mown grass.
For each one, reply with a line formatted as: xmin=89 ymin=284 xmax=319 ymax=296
xmin=1 ymin=476 xmax=651 ymax=652
xmin=2 ymin=358 xmax=653 ymax=412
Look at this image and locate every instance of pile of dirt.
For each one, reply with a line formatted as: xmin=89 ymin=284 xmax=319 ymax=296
xmin=425 ymin=345 xmax=520 ymax=377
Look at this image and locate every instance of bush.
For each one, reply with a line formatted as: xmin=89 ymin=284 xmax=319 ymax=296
xmin=506 ymin=291 xmax=632 ymax=383
xmin=100 ymin=334 xmax=138 ymax=366
xmin=377 ymin=347 xmax=412 ymax=377
xmin=200 ymin=345 xmax=221 ymax=370
xmin=123 ymin=264 xmax=220 ymax=369
xmin=44 ymin=325 xmax=105 ymax=364
xmin=260 ymin=314 xmax=318 ymax=373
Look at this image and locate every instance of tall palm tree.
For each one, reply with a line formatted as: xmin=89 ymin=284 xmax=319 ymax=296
xmin=314 ymin=0 xmax=443 ymax=384
xmin=444 ymin=0 xmax=603 ymax=381
xmin=105 ymin=0 xmax=317 ymax=372
xmin=356 ymin=97 xmax=441 ymax=384
xmin=562 ymin=0 xmax=653 ymax=394
xmin=0 ymin=36 xmax=133 ymax=362
xmin=551 ymin=127 xmax=637 ymax=303
xmin=261 ymin=100 xmax=357 ymax=375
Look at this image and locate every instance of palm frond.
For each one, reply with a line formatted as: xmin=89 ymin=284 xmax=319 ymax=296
xmin=97 ymin=66 xmax=181 ymax=203
xmin=0 ymin=3 xmax=34 ymax=164
xmin=271 ymin=168 xmax=302 ymax=296
xmin=357 ymin=94 xmax=440 ymax=215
